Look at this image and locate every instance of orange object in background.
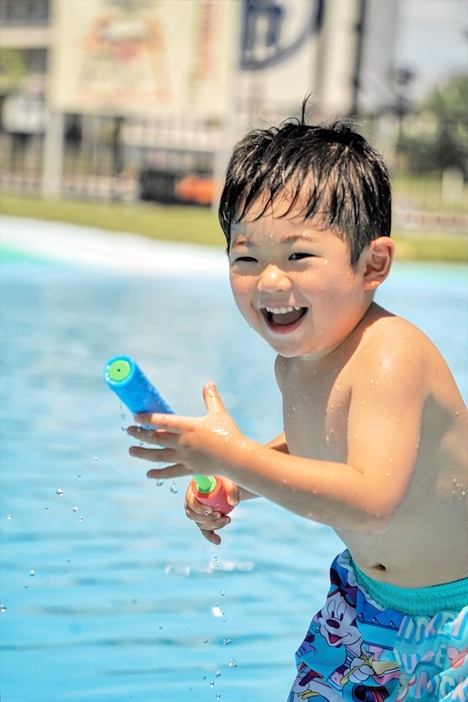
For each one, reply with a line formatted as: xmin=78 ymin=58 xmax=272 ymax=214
xmin=176 ymin=174 xmax=215 ymax=205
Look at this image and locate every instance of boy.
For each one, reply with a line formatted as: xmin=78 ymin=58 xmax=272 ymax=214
xmin=127 ymin=118 xmax=467 ymax=700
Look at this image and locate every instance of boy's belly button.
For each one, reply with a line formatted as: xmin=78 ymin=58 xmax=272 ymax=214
xmin=373 ymin=563 xmax=387 ymax=572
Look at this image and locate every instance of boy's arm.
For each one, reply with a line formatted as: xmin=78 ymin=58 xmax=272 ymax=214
xmin=128 ymin=352 xmax=424 ymax=533
xmin=183 ymin=432 xmax=288 ymax=544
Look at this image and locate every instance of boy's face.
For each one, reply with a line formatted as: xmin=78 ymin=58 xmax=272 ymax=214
xmin=228 ymin=197 xmax=373 ymax=360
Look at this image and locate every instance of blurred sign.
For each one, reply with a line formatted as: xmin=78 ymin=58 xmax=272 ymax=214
xmin=240 ymin=0 xmax=324 ymax=70
xmin=49 ymin=0 xmax=235 ymax=116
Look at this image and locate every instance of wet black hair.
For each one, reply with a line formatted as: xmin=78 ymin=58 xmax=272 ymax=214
xmin=218 ymin=110 xmax=392 ymax=267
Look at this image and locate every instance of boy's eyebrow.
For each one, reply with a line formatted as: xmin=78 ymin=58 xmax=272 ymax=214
xmin=282 ymin=233 xmax=321 ymax=243
xmin=231 ymin=232 xmax=321 ymax=247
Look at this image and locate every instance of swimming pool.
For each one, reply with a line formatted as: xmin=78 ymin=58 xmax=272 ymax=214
xmin=1 ymin=218 xmax=467 ymax=702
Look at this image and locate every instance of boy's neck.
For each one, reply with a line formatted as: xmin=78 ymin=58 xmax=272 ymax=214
xmin=297 ymin=301 xmax=377 ymax=365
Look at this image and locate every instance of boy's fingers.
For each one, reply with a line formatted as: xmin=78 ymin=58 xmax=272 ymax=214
xmin=145 ymin=464 xmax=193 ymax=479
xmin=134 ymin=413 xmax=183 ymax=432
xmin=203 ymin=382 xmax=226 ymax=415
xmin=129 ymin=446 xmax=178 ymax=462
xmin=127 ymin=426 xmax=168 ymax=443
xmin=201 ymin=528 xmax=221 ymax=545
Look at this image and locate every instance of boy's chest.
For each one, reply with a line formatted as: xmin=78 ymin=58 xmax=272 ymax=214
xmin=281 ymin=364 xmax=351 ymax=463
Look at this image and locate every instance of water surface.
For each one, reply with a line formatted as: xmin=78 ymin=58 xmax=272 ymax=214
xmin=1 ymin=222 xmax=466 ymax=701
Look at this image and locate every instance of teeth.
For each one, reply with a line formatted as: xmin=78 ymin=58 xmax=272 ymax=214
xmin=265 ymin=306 xmax=302 ymax=314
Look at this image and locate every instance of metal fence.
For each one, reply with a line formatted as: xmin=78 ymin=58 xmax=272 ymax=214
xmin=0 ymin=109 xmax=466 ymax=234
xmin=0 ymin=111 xmax=226 ymax=205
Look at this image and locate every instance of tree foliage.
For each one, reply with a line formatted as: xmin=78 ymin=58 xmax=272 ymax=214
xmin=398 ymin=74 xmax=468 ymax=177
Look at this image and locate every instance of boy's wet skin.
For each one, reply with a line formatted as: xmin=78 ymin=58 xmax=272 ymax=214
xmin=127 ymin=118 xmax=467 ymax=700
xmin=228 ymin=199 xmax=467 ymax=588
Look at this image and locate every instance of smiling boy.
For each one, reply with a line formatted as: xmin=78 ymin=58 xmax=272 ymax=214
xmin=128 ymin=119 xmax=467 ymax=700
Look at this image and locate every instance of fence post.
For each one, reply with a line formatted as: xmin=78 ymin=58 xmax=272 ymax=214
xmin=42 ymin=111 xmax=65 ymax=198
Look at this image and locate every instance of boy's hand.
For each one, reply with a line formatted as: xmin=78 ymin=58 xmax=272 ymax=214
xmin=126 ymin=382 xmax=248 ymax=479
xmin=184 ymin=477 xmax=240 ymax=545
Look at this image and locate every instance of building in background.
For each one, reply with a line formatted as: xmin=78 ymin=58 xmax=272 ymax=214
xmin=1 ymin=0 xmax=462 ymax=207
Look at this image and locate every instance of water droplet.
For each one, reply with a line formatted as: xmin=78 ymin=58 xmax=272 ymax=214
xmin=156 ymin=479 xmax=164 ymax=487
xmin=6 ymin=515 xmax=12 ymax=520
xmin=211 ymin=605 xmax=223 ymax=617
xmin=386 ymin=473 xmax=391 ymax=476
xmin=159 ymin=625 xmax=163 ymax=629
xmin=204 ymin=638 xmax=208 ymax=643
xmin=78 ymin=517 xmax=83 ymax=522
xmin=369 ymin=379 xmax=374 ymax=384
xmin=389 ymin=458 xmax=394 ymax=464
xmin=323 ymin=259 xmax=328 ymax=266
xmin=216 ymin=695 xmax=221 ymax=700
xmin=210 ymin=682 xmax=214 ymax=688
xmin=170 ymin=483 xmax=178 ymax=494
xmin=220 ymin=590 xmax=225 ymax=596
xmin=223 ymin=637 xmax=231 ymax=645
xmin=56 ymin=489 xmax=64 ymax=496
xmin=215 ymin=670 xmax=221 ymax=677
xmin=29 ymin=570 xmax=35 ymax=577
xmin=73 ymin=507 xmax=78 ymax=512
xmin=228 ymin=657 xmax=237 ymax=668
xmin=77 ymin=475 xmax=81 ymax=478
xmin=94 ymin=457 xmax=98 ymax=461
xmin=1 ymin=605 xmax=6 ymax=613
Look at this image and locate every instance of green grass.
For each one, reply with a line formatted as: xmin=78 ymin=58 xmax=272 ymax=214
xmin=1 ymin=192 xmax=466 ymax=263
xmin=0 ymin=193 xmax=225 ymax=247
xmin=392 ymin=229 xmax=467 ymax=263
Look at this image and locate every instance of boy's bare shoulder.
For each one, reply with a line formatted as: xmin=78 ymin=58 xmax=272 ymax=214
xmin=358 ymin=305 xmax=446 ymax=369
xmin=352 ymin=305 xmax=463 ymax=406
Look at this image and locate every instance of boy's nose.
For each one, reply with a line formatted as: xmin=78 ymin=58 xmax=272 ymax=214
xmin=257 ymin=264 xmax=292 ymax=292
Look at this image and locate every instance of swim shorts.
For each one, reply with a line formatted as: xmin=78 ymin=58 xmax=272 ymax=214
xmin=290 ymin=550 xmax=468 ymax=701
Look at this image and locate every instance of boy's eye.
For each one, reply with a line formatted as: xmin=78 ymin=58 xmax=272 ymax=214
xmin=289 ymin=252 xmax=313 ymax=261
xmin=234 ymin=256 xmax=258 ymax=263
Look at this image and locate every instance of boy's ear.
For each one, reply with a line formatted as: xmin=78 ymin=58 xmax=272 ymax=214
xmin=362 ymin=237 xmax=395 ymax=291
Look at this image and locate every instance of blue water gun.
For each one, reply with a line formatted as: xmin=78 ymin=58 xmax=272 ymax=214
xmin=104 ymin=355 xmax=174 ymax=417
xmin=104 ymin=355 xmax=233 ymax=515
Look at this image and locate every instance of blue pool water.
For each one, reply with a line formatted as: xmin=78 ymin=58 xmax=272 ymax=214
xmin=1 ymin=223 xmax=467 ymax=702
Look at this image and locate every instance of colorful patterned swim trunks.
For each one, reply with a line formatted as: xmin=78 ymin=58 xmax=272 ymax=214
xmin=290 ymin=551 xmax=468 ymax=702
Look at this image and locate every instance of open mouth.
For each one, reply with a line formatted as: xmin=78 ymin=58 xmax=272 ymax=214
xmin=262 ymin=306 xmax=307 ymax=331
xmin=328 ymin=633 xmax=342 ymax=645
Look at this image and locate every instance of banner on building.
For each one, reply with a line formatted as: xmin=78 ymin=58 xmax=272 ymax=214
xmin=49 ymin=0 xmax=235 ymax=116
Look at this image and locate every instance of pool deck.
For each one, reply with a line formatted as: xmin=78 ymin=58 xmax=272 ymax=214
xmin=0 ymin=215 xmax=227 ymax=278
